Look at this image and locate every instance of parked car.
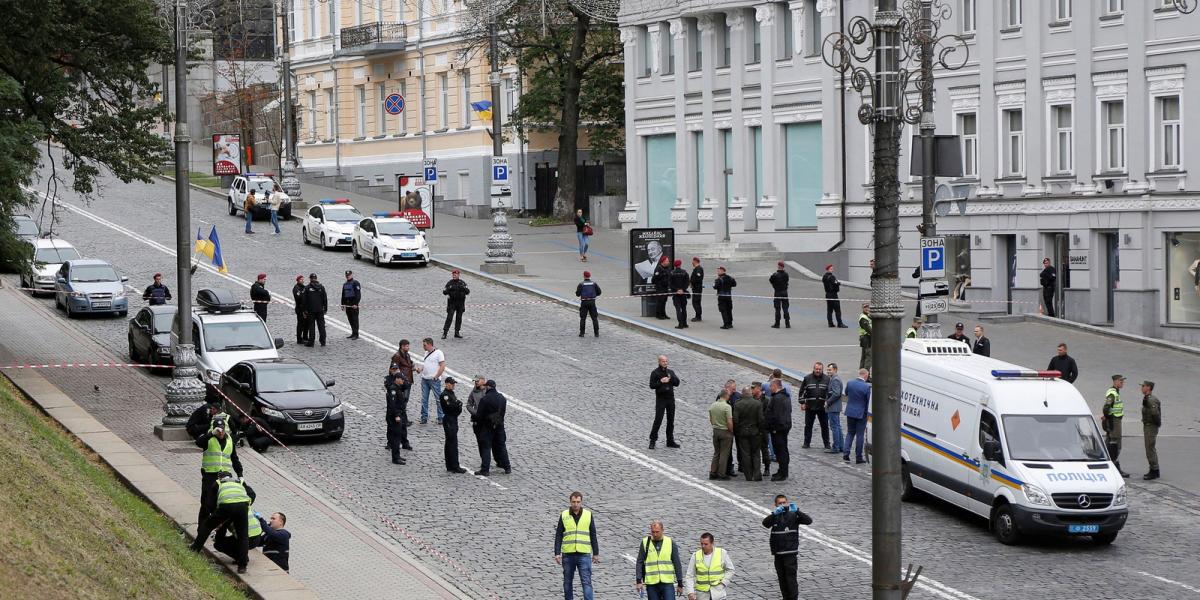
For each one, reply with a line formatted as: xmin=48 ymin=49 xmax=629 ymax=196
xmin=171 ymin=288 xmax=284 ymax=385
xmin=53 ymin=259 xmax=129 ymax=318
xmin=302 ymin=199 xmax=363 ymax=250
xmin=128 ymin=305 xmax=177 ymax=369
xmin=227 ymin=173 xmax=291 ymax=220
xmin=219 ymin=358 xmax=344 ymax=441
xmin=12 ymin=214 xmax=39 ymax=243
xmin=21 ymin=238 xmax=81 ymax=294
xmin=352 ymin=212 xmax=430 ymax=267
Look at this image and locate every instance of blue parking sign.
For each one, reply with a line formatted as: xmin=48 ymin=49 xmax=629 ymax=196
xmin=424 ymin=166 xmax=438 ymax=181
xmin=920 ymin=237 xmax=946 ymax=278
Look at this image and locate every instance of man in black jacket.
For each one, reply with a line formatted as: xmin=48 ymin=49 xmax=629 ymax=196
xmin=1047 ymin=343 xmax=1079 ymax=383
xmin=689 ymin=257 xmax=704 ymax=322
xmin=385 ymin=357 xmax=411 ymax=465
xmin=142 ymin=272 xmax=172 ymax=305
xmin=438 ymin=378 xmax=468 ymax=473
xmin=800 ymin=363 xmax=831 ymax=450
xmin=443 ymin=269 xmax=470 ymax=339
xmin=291 ymin=276 xmax=308 ymax=344
xmin=713 ymin=266 xmax=737 ymax=329
xmin=1040 ymin=257 xmax=1058 ymax=317
xmin=669 ymin=259 xmax=690 ymax=329
xmin=342 ymin=270 xmax=362 ymax=339
xmin=769 ymin=261 xmax=791 ymax=328
xmin=472 ymin=380 xmax=511 ymax=475
xmin=652 ymin=256 xmax=671 ymax=320
xmin=765 ymin=379 xmax=792 ymax=481
xmin=972 ymin=325 xmax=991 ymax=357
xmin=195 ymin=425 xmax=243 ymax=524
xmin=260 ymin=512 xmax=291 ymax=571
xmin=648 ymin=355 xmax=681 ymax=449
xmin=576 ymin=271 xmax=602 ymax=337
xmin=822 ymin=265 xmax=848 ymax=328
xmin=761 ymin=494 xmax=813 ymax=600
xmin=186 ymin=400 xmax=223 ymax=440
xmin=250 ymin=273 xmax=270 ymax=321
xmin=302 ymin=273 xmax=328 ymax=346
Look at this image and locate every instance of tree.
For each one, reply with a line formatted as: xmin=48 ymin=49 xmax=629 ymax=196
xmin=464 ymin=0 xmax=624 ymax=218
xmin=0 ymin=0 xmax=170 ymax=267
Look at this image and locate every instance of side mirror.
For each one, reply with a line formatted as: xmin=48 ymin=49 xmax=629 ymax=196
xmin=983 ymin=439 xmax=1003 ymax=462
xmin=274 ymin=337 xmax=285 ymax=349
xmin=324 ymin=379 xmax=336 ymax=388
xmin=55 ymin=277 xmax=66 ymax=284
xmin=120 ymin=275 xmax=129 ymax=282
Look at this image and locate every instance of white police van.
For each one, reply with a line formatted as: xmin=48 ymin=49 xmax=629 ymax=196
xmin=899 ymin=339 xmax=1128 ymax=545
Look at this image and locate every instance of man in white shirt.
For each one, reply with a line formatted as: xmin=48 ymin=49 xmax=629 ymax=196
xmin=684 ymin=533 xmax=734 ymax=600
xmin=416 ymin=337 xmax=446 ymax=424
xmin=267 ymin=184 xmax=287 ymax=235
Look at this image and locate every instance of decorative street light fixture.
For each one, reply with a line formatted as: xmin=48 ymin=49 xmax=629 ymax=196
xmin=1172 ymin=0 xmax=1198 ymax=14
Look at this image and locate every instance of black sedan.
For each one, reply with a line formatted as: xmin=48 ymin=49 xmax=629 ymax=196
xmin=218 ymin=359 xmax=344 ymax=441
xmin=128 ymin=305 xmax=177 ymax=370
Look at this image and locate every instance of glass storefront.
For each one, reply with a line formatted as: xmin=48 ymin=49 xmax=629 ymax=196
xmin=947 ymin=234 xmax=972 ymax=301
xmin=1167 ymin=232 xmax=1200 ymax=324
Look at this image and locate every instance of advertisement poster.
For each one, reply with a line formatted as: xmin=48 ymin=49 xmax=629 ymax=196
xmin=212 ymin=134 xmax=242 ymax=176
xmin=629 ymin=228 xmax=675 ymax=296
xmin=397 ymin=175 xmax=434 ymax=229
xmin=1168 ymin=232 xmax=1200 ymax=324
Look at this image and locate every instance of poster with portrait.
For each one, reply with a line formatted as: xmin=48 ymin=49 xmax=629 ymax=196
xmin=396 ymin=174 xmax=435 ymax=229
xmin=629 ymin=228 xmax=674 ymax=296
xmin=1167 ymin=232 xmax=1200 ymax=324
xmin=211 ymin=134 xmax=242 ymax=176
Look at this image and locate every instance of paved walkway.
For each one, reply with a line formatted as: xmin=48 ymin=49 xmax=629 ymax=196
xmin=0 ymin=285 xmax=469 ymax=600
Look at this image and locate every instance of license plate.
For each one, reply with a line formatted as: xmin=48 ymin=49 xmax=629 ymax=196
xmin=93 ymin=302 xmax=110 ymax=308
xmin=401 ymin=252 xmax=417 ymax=258
xmin=296 ymin=422 xmax=322 ymax=431
xmin=1067 ymin=524 xmax=1100 ymax=534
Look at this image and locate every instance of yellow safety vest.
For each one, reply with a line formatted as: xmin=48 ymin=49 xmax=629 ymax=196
xmin=642 ymin=536 xmax=676 ymax=585
xmin=202 ymin=435 xmax=235 ymax=474
xmin=216 ymin=480 xmax=250 ymax=506
xmin=905 ymin=327 xmax=917 ymax=339
xmin=560 ymin=509 xmax=593 ymax=555
xmin=693 ymin=548 xmax=725 ymax=592
xmin=246 ymin=505 xmax=263 ymax=538
xmin=858 ymin=314 xmax=872 ymax=338
xmin=1105 ymin=388 xmax=1124 ymax=418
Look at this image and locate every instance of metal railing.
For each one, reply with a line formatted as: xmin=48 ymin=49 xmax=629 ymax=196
xmin=340 ymin=22 xmax=407 ymax=49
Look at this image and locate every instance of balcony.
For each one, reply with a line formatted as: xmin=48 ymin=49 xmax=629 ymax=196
xmin=339 ymin=22 xmax=407 ymax=55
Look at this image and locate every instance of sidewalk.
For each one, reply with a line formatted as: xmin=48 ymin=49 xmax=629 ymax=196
xmin=0 ymin=285 xmax=469 ymax=600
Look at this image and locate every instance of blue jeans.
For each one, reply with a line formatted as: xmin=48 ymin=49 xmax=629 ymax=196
xmin=576 ymin=232 xmax=589 ymax=256
xmin=645 ymin=583 xmax=675 ymax=600
xmin=845 ymin=416 xmax=867 ymax=459
xmin=828 ymin=410 xmax=844 ymax=453
xmin=767 ymin=434 xmax=776 ymax=461
xmin=244 ymin=206 xmax=254 ymax=232
xmin=561 ymin=553 xmax=594 ymax=600
xmin=269 ymin=209 xmax=280 ymax=233
xmin=420 ymin=378 xmax=444 ymax=422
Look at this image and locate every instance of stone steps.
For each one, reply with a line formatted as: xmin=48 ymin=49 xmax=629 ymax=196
xmin=674 ymin=242 xmax=780 ymax=262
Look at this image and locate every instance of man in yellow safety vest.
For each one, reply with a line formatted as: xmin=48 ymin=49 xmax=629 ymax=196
xmin=190 ymin=473 xmax=256 ymax=574
xmin=195 ymin=420 xmax=242 ymax=525
xmin=554 ymin=491 xmax=599 ymax=600
xmin=635 ymin=521 xmax=682 ymax=600
xmin=685 ymin=533 xmax=735 ymax=600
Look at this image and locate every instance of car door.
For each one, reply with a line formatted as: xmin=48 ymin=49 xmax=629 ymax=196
xmin=56 ymin=264 xmax=70 ymax=302
xmin=306 ymin=206 xmax=322 ymax=242
xmin=222 ymin=364 xmax=252 ymax=415
xmin=964 ymin=409 xmax=1009 ymax=516
xmin=132 ymin=309 xmax=151 ymax=356
xmin=360 ymin=219 xmax=375 ymax=254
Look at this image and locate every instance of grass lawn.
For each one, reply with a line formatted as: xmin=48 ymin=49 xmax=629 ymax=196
xmin=0 ymin=378 xmax=248 ymax=600
xmin=160 ymin=168 xmax=223 ymax=189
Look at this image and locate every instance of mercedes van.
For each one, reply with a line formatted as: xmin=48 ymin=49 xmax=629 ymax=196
xmin=899 ymin=339 xmax=1128 ymax=545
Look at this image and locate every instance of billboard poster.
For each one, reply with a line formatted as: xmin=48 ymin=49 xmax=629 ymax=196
xmin=629 ymin=228 xmax=675 ymax=296
xmin=212 ymin=134 xmax=242 ymax=176
xmin=397 ymin=174 xmax=434 ymax=229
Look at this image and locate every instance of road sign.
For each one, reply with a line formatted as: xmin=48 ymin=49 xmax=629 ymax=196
xmin=920 ymin=297 xmax=949 ymax=315
xmin=423 ymin=158 xmax=437 ymax=182
xmin=921 ymin=236 xmax=946 ymax=279
xmin=918 ymin=279 xmax=950 ymax=298
xmin=491 ymin=157 xmax=509 ymax=185
xmin=384 ymin=93 xmax=405 ymax=115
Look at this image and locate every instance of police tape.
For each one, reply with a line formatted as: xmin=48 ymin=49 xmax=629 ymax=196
xmin=0 ymin=362 xmax=163 ymax=370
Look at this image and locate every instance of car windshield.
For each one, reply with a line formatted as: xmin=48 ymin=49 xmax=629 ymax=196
xmin=69 ymin=264 xmax=118 ymax=282
xmin=324 ymin=207 xmax=362 ymax=222
xmin=152 ymin=311 xmax=176 ymax=333
xmin=1001 ymin=414 xmax=1108 ymax=461
xmin=257 ymin=366 xmax=326 ymax=393
xmin=378 ymin=221 xmax=418 ymax=236
xmin=249 ymin=179 xmax=275 ymax=194
xmin=15 ymin=219 xmax=39 ymax=236
xmin=202 ymin=320 xmax=274 ymax=352
xmin=35 ymin=246 xmax=81 ymax=264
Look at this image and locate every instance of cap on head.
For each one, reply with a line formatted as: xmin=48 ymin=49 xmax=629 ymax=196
xmin=309 ymin=273 xmax=318 ymax=279
xmin=345 ymin=270 xmax=353 ymax=276
xmin=777 ymin=261 xmax=785 ymax=269
xmin=485 ymin=379 xmax=497 ymax=388
xmin=673 ymin=259 xmax=682 ymax=267
xmin=692 ymin=257 xmax=700 ymax=263
xmin=296 ymin=275 xmax=304 ymax=281
xmin=825 ymin=264 xmax=834 ymax=271
xmin=153 ymin=272 xmax=162 ymax=278
xmin=1141 ymin=380 xmax=1155 ymax=390
xmin=444 ymin=377 xmax=456 ymax=385
xmin=583 ymin=271 xmax=591 ymax=278
xmin=955 ymin=322 xmax=964 ymax=329
xmin=452 ymin=269 xmax=460 ymax=275
xmin=257 ymin=273 xmax=266 ymax=280
xmin=1112 ymin=374 xmax=1126 ymax=382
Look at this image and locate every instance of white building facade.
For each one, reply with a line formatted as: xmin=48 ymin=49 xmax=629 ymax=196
xmin=619 ymin=0 xmax=1200 ymax=345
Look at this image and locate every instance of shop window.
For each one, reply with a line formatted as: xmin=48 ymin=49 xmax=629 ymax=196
xmin=1167 ymin=232 xmax=1200 ymax=324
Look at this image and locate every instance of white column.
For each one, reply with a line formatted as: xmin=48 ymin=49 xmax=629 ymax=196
xmin=620 ymin=26 xmax=645 ymax=228
xmin=668 ymin=18 xmax=697 ymax=232
xmin=647 ymin=23 xmax=662 ymax=75
xmin=727 ymin=9 xmax=747 ymax=239
xmin=699 ymin=14 xmax=723 ymax=240
xmin=818 ymin=0 xmax=839 ymax=210
xmin=753 ymin=3 xmax=779 ymax=232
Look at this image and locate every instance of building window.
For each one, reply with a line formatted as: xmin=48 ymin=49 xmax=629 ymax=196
xmin=1105 ymin=0 xmax=1123 ymax=14
xmin=962 ymin=0 xmax=976 ymax=33
xmin=287 ymin=0 xmax=296 ymax=43
xmin=355 ymin=0 xmax=363 ymax=25
xmin=785 ymin=122 xmax=822 ymax=227
xmin=752 ymin=125 xmax=763 ymax=202
xmin=460 ymin=69 xmax=471 ymax=126
xmin=1158 ymin=95 xmax=1181 ymax=170
xmin=376 ymin=0 xmax=383 ymax=22
xmin=355 ymin=85 xmax=366 ymax=137
xmin=1053 ymin=0 xmax=1071 ymax=22
xmin=663 ymin=22 xmax=675 ymax=75
xmin=688 ymin=19 xmax=702 ymax=71
xmin=308 ymin=0 xmax=317 ymax=38
xmin=438 ymin=73 xmax=448 ymax=129
xmin=307 ymin=91 xmax=317 ymax=141
xmin=1002 ymin=108 xmax=1024 ymax=177
xmin=377 ymin=83 xmax=388 ymax=135
xmin=1050 ymin=104 xmax=1073 ymax=174
xmin=721 ymin=18 xmax=731 ymax=68
xmin=805 ymin=0 xmax=821 ymax=55
xmin=780 ymin=6 xmax=793 ymax=59
xmin=325 ymin=88 xmax=335 ymax=139
xmin=693 ymin=131 xmax=705 ymax=203
xmin=640 ymin=27 xmax=651 ymax=76
xmin=749 ymin=15 xmax=761 ymax=64
xmin=722 ymin=129 xmax=733 ymax=202
xmin=327 ymin=0 xmax=336 ymax=36
xmin=1101 ymin=99 xmax=1125 ymax=172
xmin=1167 ymin=232 xmax=1200 ymax=324
xmin=399 ymin=80 xmax=407 ymax=133
xmin=957 ymin=112 xmax=977 ymax=177
xmin=1004 ymin=0 xmax=1021 ymax=28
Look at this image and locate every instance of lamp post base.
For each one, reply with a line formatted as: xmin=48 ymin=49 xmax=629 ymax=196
xmin=153 ymin=424 xmax=193 ymax=441
xmin=479 ymin=263 xmax=526 ymax=275
xmin=482 ymin=208 xmax=524 ymax=274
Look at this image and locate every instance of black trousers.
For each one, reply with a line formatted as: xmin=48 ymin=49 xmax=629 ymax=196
xmin=193 ymin=501 xmax=250 ymax=567
xmin=305 ymin=312 xmax=326 ymax=344
xmin=444 ymin=302 xmax=465 ymax=335
xmin=254 ymin=304 xmax=267 ymax=322
xmin=673 ymin=294 xmax=689 ymax=326
xmin=579 ymin=301 xmax=598 ymax=335
xmin=1043 ymin=288 xmax=1056 ymax=317
xmin=198 ymin=471 xmax=219 ymax=524
xmin=718 ymin=296 xmax=733 ymax=327
xmin=649 ymin=398 xmax=676 ymax=444
xmin=215 ymin=527 xmax=262 ymax=560
xmin=774 ymin=554 xmax=799 ymax=600
xmin=442 ymin=419 xmax=461 ymax=470
xmin=826 ymin=299 xmax=843 ymax=325
xmin=655 ymin=290 xmax=669 ymax=318
xmin=492 ymin=425 xmax=511 ymax=470
xmin=804 ymin=406 xmax=830 ymax=447
xmin=736 ymin=433 xmax=762 ymax=480
xmin=345 ymin=306 xmax=360 ymax=335
xmin=771 ymin=429 xmax=791 ymax=478
xmin=475 ymin=424 xmax=493 ymax=472
xmin=386 ymin=387 xmax=410 ymax=457
xmin=773 ymin=297 xmax=790 ymax=326
xmin=691 ymin=290 xmax=702 ymax=319
xmin=295 ymin=311 xmax=308 ymax=343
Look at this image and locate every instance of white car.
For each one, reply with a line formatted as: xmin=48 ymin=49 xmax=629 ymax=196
xmin=302 ymin=199 xmax=363 ymax=250
xmin=352 ymin=212 xmax=431 ymax=267
xmin=172 ymin=288 xmax=284 ymax=385
xmin=22 ymin=238 xmax=82 ymax=294
xmin=227 ymin=173 xmax=291 ymax=220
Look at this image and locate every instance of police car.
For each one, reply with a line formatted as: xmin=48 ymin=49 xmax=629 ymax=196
xmin=352 ymin=212 xmax=431 ymax=267
xmin=302 ymin=199 xmax=363 ymax=250
xmin=227 ymin=173 xmax=291 ymax=220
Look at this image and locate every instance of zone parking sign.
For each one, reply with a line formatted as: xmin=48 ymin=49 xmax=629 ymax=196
xmin=920 ymin=236 xmax=946 ymax=279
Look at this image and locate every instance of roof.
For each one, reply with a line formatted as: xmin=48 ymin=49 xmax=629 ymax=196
xmin=242 ymin=358 xmax=309 ymax=369
xmin=64 ymin=258 xmax=112 ymax=267
xmin=192 ymin=309 xmax=264 ymax=323
xmin=144 ymin=304 xmax=178 ymax=315
xmin=30 ymin=238 xmax=75 ymax=249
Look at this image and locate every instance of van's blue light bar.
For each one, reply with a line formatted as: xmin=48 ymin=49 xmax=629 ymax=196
xmin=991 ymin=370 xmax=1061 ymax=379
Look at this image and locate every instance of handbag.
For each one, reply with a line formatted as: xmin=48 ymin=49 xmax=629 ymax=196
xmin=582 ymin=224 xmax=594 ymax=236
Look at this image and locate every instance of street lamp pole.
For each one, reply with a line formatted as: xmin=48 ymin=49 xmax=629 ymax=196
xmin=481 ymin=17 xmax=523 ymax=274
xmin=917 ymin=0 xmax=938 ymax=335
xmin=279 ymin=0 xmax=302 ymax=200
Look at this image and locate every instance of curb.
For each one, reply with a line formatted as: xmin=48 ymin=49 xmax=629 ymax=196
xmin=1025 ymin=314 xmax=1200 ymax=357
xmin=2 ymin=368 xmax=316 ymax=600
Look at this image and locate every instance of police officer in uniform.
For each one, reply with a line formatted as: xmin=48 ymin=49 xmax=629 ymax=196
xmin=342 ymin=270 xmax=362 ymax=339
xmin=652 ymin=256 xmax=671 ymax=320
xmin=302 ymin=273 xmax=328 ymax=346
xmin=195 ymin=419 xmax=242 ymax=524
xmin=1102 ymin=374 xmax=1130 ymax=478
xmin=250 ymin=273 xmax=270 ymax=321
xmin=769 ymin=261 xmax=791 ymax=329
xmin=186 ymin=400 xmax=224 ymax=441
xmin=857 ymin=304 xmax=872 ymax=370
xmin=905 ymin=317 xmax=922 ymax=339
xmin=385 ymin=356 xmax=411 ymax=465
xmin=713 ymin=266 xmax=737 ymax=330
xmin=191 ymin=473 xmax=254 ymax=574
xmin=438 ymin=377 xmax=468 ymax=473
xmin=291 ymin=275 xmax=308 ymax=344
xmin=442 ymin=269 xmax=470 ymax=339
xmin=669 ymin=259 xmax=690 ymax=329
xmin=1141 ymin=381 xmax=1161 ymax=480
xmin=575 ymin=271 xmax=601 ymax=337
xmin=142 ymin=273 xmax=172 ymax=305
xmin=689 ymin=257 xmax=704 ymax=322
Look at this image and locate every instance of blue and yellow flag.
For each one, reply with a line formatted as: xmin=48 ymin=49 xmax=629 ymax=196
xmin=194 ymin=225 xmax=228 ymax=273
xmin=470 ymin=100 xmax=493 ymax=123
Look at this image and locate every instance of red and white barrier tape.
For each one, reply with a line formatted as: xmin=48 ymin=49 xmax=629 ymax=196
xmin=0 ymin=362 xmax=162 ymax=370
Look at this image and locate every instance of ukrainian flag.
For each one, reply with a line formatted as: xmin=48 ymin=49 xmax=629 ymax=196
xmin=471 ymin=100 xmax=493 ymax=123
xmin=194 ymin=225 xmax=228 ymax=273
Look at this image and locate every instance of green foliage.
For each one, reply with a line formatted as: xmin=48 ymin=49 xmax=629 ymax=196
xmin=0 ymin=0 xmax=171 ymax=266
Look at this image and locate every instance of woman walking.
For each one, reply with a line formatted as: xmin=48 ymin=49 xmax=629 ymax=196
xmin=574 ymin=209 xmax=591 ymax=262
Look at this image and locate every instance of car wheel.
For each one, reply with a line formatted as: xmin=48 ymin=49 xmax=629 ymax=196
xmin=1092 ymin=532 xmax=1118 ymax=546
xmin=228 ymin=198 xmax=238 ymax=216
xmin=64 ymin=300 xmax=74 ymax=319
xmin=352 ymin=242 xmax=360 ymax=260
xmin=118 ymin=310 xmax=127 ymax=318
xmin=302 ymin=227 xmax=310 ymax=245
xmin=319 ymin=235 xmax=328 ymax=251
xmin=373 ymin=250 xmax=382 ymax=267
xmin=991 ymin=504 xmax=1022 ymax=546
xmin=54 ymin=293 xmax=61 ymax=311
xmin=128 ymin=336 xmax=141 ymax=362
xmin=419 ymin=260 xmax=428 ymax=268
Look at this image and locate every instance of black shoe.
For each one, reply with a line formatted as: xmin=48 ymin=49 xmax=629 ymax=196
xmin=802 ymin=444 xmax=811 ymax=449
xmin=454 ymin=333 xmax=463 ymax=339
xmin=716 ymin=475 xmax=730 ymax=480
xmin=441 ymin=333 xmax=447 ymax=340
xmin=401 ymin=444 xmax=413 ymax=451
xmin=503 ymin=468 xmax=512 ymax=474
xmin=666 ymin=442 xmax=681 ymax=448
xmin=579 ymin=332 xmax=585 ymax=337
xmin=384 ymin=444 xmax=393 ymax=450
xmin=762 ymin=467 xmax=770 ymax=477
xmin=771 ymin=324 xmax=780 ymax=329
xmin=828 ymin=324 xmax=836 ymax=328
xmin=346 ymin=334 xmax=355 ymax=339
xmin=1143 ymin=470 xmax=1160 ymax=480
xmin=419 ymin=418 xmax=428 ymax=424
xmin=320 ymin=341 xmax=325 ymax=346
xmin=785 ymin=322 xmax=791 ymax=328
xmin=450 ymin=467 xmax=468 ymax=474
xmin=436 ymin=418 xmax=443 ymax=425
xmin=843 ymin=454 xmax=850 ymax=461
xmin=837 ymin=324 xmax=849 ymax=328
xmin=648 ymin=441 xmax=656 ymax=449
xmin=770 ymin=474 xmax=787 ymax=481
xmin=1120 ymin=471 xmax=1131 ymax=478
xmin=720 ymin=325 xmax=732 ymax=329
xmin=855 ymin=458 xmax=866 ymax=464
xmin=304 ymin=343 xmax=314 ymax=347
xmin=474 ymin=470 xmax=490 ymax=477
xmin=237 ymin=566 xmax=247 ymax=574
xmin=709 ymin=474 xmax=719 ymax=480
xmin=824 ymin=444 xmax=831 ymax=450
xmin=690 ymin=317 xmax=701 ymax=322
xmin=392 ymin=457 xmax=406 ymax=465
xmin=594 ymin=332 xmax=599 ymax=337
